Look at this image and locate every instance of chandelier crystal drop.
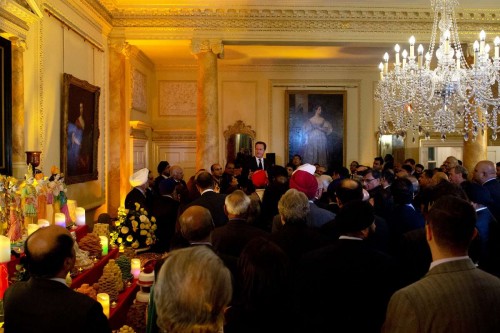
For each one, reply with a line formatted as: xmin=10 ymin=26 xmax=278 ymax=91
xmin=375 ymin=0 xmax=500 ymax=141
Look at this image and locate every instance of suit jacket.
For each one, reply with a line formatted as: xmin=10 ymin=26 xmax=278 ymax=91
xmin=212 ymin=218 xmax=269 ymax=257
xmin=125 ymin=187 xmax=148 ymax=211
xmin=383 ymin=258 xmax=500 ymax=333
xmin=4 ymin=278 xmax=111 ymax=333
xmin=187 ymin=190 xmax=228 ymax=227
xmin=151 ymin=195 xmax=180 ymax=252
xmin=483 ymin=179 xmax=500 ymax=221
xmin=297 ymin=239 xmax=398 ymax=333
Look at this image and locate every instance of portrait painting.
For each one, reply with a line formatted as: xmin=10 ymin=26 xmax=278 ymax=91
xmin=286 ymin=91 xmax=345 ymax=171
xmin=61 ymin=73 xmax=100 ymax=185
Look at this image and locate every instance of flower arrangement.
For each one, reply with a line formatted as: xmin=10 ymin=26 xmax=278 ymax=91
xmin=112 ymin=203 xmax=157 ymax=250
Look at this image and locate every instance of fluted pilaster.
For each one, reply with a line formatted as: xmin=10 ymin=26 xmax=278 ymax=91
xmin=10 ymin=37 xmax=26 ymax=178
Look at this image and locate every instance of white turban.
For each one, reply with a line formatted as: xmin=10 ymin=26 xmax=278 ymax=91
xmin=129 ymin=168 xmax=149 ymax=187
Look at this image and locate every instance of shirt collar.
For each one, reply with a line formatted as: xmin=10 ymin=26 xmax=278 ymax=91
xmin=339 ymin=235 xmax=363 ymax=241
xmin=50 ymin=277 xmax=68 ymax=286
xmin=429 ymin=256 xmax=470 ymax=271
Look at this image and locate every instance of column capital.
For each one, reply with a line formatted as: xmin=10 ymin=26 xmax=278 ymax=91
xmin=191 ymin=39 xmax=224 ymax=59
xmin=9 ymin=36 xmax=27 ymax=52
xmin=108 ymin=39 xmax=131 ymax=57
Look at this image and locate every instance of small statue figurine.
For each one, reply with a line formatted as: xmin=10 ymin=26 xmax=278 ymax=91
xmin=35 ymin=173 xmax=48 ymax=221
xmin=6 ymin=177 xmax=22 ymax=242
xmin=22 ymin=164 xmax=38 ymax=229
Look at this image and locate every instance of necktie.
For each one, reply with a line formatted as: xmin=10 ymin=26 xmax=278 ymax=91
xmin=258 ymin=158 xmax=263 ymax=170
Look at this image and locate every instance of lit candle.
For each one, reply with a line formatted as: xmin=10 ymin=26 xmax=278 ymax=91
xmin=494 ymin=36 xmax=500 ymax=59
xmin=456 ymin=50 xmax=461 ymax=69
xmin=443 ymin=30 xmax=450 ymax=54
xmin=383 ymin=52 xmax=389 ymax=75
xmin=480 ymin=30 xmax=486 ymax=54
xmin=425 ymin=52 xmax=432 ymax=69
xmin=409 ymin=36 xmax=416 ymax=58
xmin=97 ymin=293 xmax=110 ymax=318
xmin=402 ymin=49 xmax=408 ymax=68
xmin=417 ymin=44 xmax=424 ymax=68
xmin=54 ymin=213 xmax=66 ymax=228
xmin=0 ymin=236 xmax=10 ymax=263
xmin=75 ymin=207 xmax=86 ymax=226
xmin=485 ymin=44 xmax=490 ymax=60
xmin=99 ymin=236 xmax=108 ymax=256
xmin=394 ymin=44 xmax=400 ymax=65
xmin=131 ymin=258 xmax=141 ymax=279
xmin=474 ymin=40 xmax=480 ymax=65
xmin=378 ymin=62 xmax=384 ymax=80
xmin=37 ymin=219 xmax=50 ymax=228
xmin=27 ymin=224 xmax=40 ymax=236
xmin=67 ymin=200 xmax=77 ymax=223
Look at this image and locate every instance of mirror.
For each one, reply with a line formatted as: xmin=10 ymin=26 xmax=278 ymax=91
xmin=223 ymin=121 xmax=256 ymax=163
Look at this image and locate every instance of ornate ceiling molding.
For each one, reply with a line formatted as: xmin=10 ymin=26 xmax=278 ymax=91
xmin=0 ymin=0 xmax=40 ymax=39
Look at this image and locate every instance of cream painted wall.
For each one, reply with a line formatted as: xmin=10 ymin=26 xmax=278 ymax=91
xmin=22 ymin=0 xmax=110 ymax=218
xmin=153 ymin=64 xmax=380 ymax=171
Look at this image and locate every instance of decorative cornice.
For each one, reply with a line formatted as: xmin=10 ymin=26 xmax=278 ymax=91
xmin=0 ymin=0 xmax=40 ymax=24
xmin=152 ymin=130 xmax=197 ymax=142
xmin=155 ymin=63 xmax=376 ymax=73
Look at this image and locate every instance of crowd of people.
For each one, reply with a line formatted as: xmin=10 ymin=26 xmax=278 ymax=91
xmin=5 ymin=141 xmax=500 ymax=333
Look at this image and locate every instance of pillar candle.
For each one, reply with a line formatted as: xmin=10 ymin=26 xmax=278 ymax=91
xmin=67 ymin=200 xmax=77 ymax=223
xmin=131 ymin=258 xmax=141 ymax=279
xmin=37 ymin=219 xmax=50 ymax=228
xmin=99 ymin=236 xmax=109 ymax=256
xmin=27 ymin=224 xmax=40 ymax=236
xmin=75 ymin=207 xmax=86 ymax=226
xmin=97 ymin=293 xmax=110 ymax=318
xmin=46 ymin=204 xmax=54 ymax=225
xmin=55 ymin=213 xmax=66 ymax=228
xmin=0 ymin=236 xmax=10 ymax=263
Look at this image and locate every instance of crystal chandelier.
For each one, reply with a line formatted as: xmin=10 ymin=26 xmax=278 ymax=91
xmin=375 ymin=0 xmax=500 ymax=142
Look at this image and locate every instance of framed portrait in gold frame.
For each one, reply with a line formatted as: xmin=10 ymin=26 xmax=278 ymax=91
xmin=61 ymin=73 xmax=100 ymax=185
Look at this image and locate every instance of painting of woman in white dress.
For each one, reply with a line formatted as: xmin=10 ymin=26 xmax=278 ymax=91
xmin=302 ymin=105 xmax=333 ymax=166
xmin=287 ymin=91 xmax=344 ymax=171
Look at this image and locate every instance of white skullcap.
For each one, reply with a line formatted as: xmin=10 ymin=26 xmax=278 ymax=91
xmin=293 ymin=163 xmax=316 ymax=176
xmin=130 ymin=168 xmax=149 ymax=187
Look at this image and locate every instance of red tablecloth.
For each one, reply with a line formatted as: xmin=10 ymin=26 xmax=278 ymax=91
xmin=109 ymin=280 xmax=140 ymax=329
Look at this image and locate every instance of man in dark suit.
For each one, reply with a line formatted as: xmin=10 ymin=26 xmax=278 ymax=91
xmin=186 ymin=171 xmax=228 ymax=227
xmin=151 ymin=177 xmax=180 ymax=252
xmin=297 ymin=200 xmax=398 ymax=333
xmin=4 ymin=226 xmax=111 ymax=333
xmin=153 ymin=160 xmax=170 ymax=195
xmin=243 ymin=141 xmax=269 ymax=180
xmin=473 ymin=160 xmax=500 ymax=222
xmin=383 ymin=196 xmax=500 ymax=333
xmin=212 ymin=190 xmax=268 ymax=257
xmin=124 ymin=167 xmax=150 ymax=211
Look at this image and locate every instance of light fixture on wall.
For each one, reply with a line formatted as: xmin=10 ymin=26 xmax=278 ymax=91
xmin=376 ymin=0 xmax=500 ymax=142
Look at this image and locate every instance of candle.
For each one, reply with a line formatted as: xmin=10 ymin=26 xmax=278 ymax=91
xmin=378 ymin=62 xmax=384 ymax=80
xmin=417 ymin=44 xmax=424 ymax=68
xmin=97 ymin=293 xmax=110 ymax=318
xmin=456 ymin=50 xmax=461 ymax=69
xmin=485 ymin=44 xmax=490 ymax=60
xmin=27 ymin=224 xmax=40 ymax=236
xmin=383 ymin=52 xmax=389 ymax=75
xmin=494 ymin=36 xmax=500 ymax=59
xmin=75 ymin=207 xmax=86 ymax=226
xmin=0 ymin=236 xmax=10 ymax=263
xmin=443 ymin=30 xmax=450 ymax=55
xmin=55 ymin=213 xmax=66 ymax=228
xmin=394 ymin=44 xmax=400 ymax=65
xmin=131 ymin=258 xmax=141 ymax=279
xmin=67 ymin=200 xmax=77 ymax=223
xmin=409 ymin=36 xmax=415 ymax=58
xmin=402 ymin=49 xmax=408 ymax=68
xmin=474 ymin=40 xmax=480 ymax=65
xmin=37 ymin=219 xmax=50 ymax=228
xmin=99 ymin=236 xmax=108 ymax=256
xmin=480 ymin=30 xmax=486 ymax=54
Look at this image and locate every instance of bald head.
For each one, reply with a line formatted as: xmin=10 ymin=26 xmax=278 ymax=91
xmin=25 ymin=226 xmax=75 ymax=279
xmin=179 ymin=206 xmax=214 ymax=242
xmin=473 ymin=160 xmax=496 ymax=184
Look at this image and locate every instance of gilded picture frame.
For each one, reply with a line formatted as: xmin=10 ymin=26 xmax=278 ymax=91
xmin=286 ymin=91 xmax=345 ymax=171
xmin=61 ymin=73 xmax=100 ymax=184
